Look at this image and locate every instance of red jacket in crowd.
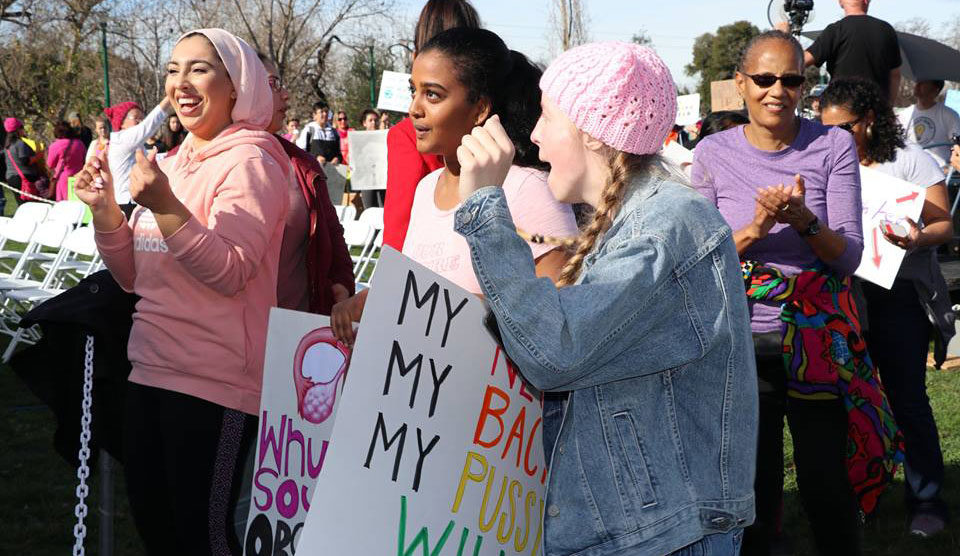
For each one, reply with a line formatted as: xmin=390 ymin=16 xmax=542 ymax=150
xmin=382 ymin=117 xmax=443 ymax=251
xmin=277 ymin=136 xmax=356 ymax=314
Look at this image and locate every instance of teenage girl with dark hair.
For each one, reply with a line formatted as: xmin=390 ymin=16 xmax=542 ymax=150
xmin=330 ymin=27 xmax=577 ymax=344
xmin=821 ymin=77 xmax=954 ymax=537
xmin=381 ymin=0 xmax=481 ymax=251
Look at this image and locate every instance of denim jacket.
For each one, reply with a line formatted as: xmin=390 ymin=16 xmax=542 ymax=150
xmin=455 ymin=174 xmax=758 ymax=556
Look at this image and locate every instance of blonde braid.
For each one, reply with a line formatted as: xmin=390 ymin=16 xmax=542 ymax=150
xmin=555 ymin=150 xmax=651 ymax=286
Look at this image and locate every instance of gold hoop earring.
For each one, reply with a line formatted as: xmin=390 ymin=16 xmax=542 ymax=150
xmin=230 ymin=91 xmax=237 ymax=99
xmin=866 ymin=124 xmax=874 ymax=141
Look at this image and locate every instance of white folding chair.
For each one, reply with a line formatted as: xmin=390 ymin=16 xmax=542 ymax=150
xmin=0 ymin=220 xmax=71 ymax=290
xmin=1 ymin=226 xmax=98 ymax=361
xmin=0 ymin=202 xmax=49 ymax=260
xmin=357 ymin=207 xmax=384 ymax=231
xmin=355 ymin=229 xmax=384 ymax=287
xmin=45 ymin=200 xmax=87 ymax=227
xmin=339 ymin=204 xmax=357 ymax=223
xmin=342 ymin=220 xmax=375 ymax=274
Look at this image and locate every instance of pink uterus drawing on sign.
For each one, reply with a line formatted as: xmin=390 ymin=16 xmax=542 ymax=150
xmin=293 ymin=327 xmax=351 ymax=424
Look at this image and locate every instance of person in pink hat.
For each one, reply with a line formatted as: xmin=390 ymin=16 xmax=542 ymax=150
xmin=452 ymin=42 xmax=758 ymax=555
xmin=3 ymin=117 xmax=45 ymax=206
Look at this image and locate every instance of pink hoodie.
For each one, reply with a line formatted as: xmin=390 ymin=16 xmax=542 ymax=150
xmin=95 ymin=29 xmax=290 ymax=415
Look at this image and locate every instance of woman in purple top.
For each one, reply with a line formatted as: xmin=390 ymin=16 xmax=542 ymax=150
xmin=692 ymin=31 xmax=865 ymax=556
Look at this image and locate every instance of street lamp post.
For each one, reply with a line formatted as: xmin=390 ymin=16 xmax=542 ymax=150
xmin=99 ymin=22 xmax=111 ymax=106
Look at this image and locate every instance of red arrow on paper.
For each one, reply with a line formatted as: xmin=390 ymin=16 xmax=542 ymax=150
xmin=896 ymin=192 xmax=919 ymax=203
xmin=872 ymin=227 xmax=882 ymax=268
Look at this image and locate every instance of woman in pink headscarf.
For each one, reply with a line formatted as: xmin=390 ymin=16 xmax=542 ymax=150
xmin=74 ymin=28 xmax=289 ymax=554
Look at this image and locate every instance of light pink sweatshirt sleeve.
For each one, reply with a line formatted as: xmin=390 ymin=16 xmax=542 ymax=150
xmin=163 ymin=155 xmax=288 ymax=297
xmin=95 ymin=220 xmax=137 ymax=293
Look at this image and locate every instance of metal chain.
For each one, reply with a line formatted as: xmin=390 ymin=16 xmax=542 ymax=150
xmin=72 ymin=335 xmax=95 ymax=556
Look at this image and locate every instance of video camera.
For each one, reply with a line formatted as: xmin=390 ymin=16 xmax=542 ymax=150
xmin=784 ymin=0 xmax=814 ymax=33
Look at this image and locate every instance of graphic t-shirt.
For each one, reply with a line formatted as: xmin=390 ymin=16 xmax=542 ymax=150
xmin=898 ymin=103 xmax=960 ymax=168
xmin=808 ymin=15 xmax=901 ymax=99
xmin=402 ymin=166 xmax=579 ymax=294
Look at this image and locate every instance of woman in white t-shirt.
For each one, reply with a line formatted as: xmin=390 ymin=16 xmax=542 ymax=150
xmin=331 ymin=27 xmax=578 ymax=344
xmin=821 ymin=78 xmax=953 ymax=537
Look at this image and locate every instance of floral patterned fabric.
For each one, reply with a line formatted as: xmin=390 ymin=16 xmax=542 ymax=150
xmin=742 ymin=261 xmax=905 ymax=515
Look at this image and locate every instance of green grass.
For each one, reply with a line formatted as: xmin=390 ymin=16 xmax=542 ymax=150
xmin=3 ymin=364 xmax=959 ymax=554
xmin=781 ymin=368 xmax=960 ymax=554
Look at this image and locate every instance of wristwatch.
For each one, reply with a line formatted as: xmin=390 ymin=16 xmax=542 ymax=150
xmin=799 ymin=216 xmax=820 ymax=237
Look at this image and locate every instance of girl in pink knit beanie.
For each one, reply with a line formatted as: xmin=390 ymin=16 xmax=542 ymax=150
xmin=453 ymin=42 xmax=757 ymax=556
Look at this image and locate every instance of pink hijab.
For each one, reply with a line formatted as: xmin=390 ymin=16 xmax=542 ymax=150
xmin=177 ymin=28 xmax=273 ymax=131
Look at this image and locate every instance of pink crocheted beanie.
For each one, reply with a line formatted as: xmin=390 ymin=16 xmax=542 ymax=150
xmin=540 ymin=42 xmax=677 ymax=155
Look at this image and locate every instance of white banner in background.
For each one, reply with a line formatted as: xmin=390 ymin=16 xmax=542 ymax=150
xmin=854 ymin=165 xmax=927 ymax=289
xmin=297 ymin=247 xmax=547 ymax=556
xmin=377 ymin=71 xmax=413 ymax=113
xmin=243 ymin=309 xmax=350 ymax=554
xmin=676 ymin=94 xmax=701 ymax=126
xmin=348 ymin=130 xmax=389 ymax=190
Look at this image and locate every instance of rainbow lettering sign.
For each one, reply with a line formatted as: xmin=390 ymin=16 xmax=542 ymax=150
xmin=298 ymin=247 xmax=547 ymax=555
xmin=243 ymin=309 xmax=350 ymax=555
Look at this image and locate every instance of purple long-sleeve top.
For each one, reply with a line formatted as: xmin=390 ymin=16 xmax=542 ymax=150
xmin=691 ymin=118 xmax=864 ymax=333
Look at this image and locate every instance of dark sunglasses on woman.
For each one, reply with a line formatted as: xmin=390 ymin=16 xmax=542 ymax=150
xmin=744 ymin=73 xmax=806 ymax=89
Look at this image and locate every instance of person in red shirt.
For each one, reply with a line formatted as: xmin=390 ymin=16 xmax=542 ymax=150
xmin=382 ymin=0 xmax=480 ymax=250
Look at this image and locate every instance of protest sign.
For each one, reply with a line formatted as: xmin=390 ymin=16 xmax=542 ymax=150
xmin=854 ymin=165 xmax=927 ymax=289
xmin=710 ymin=80 xmax=744 ymax=112
xmin=298 ymin=247 xmax=547 ymax=555
xmin=348 ymin=130 xmax=389 ymax=190
xmin=676 ymin=93 xmax=701 ymax=126
xmin=322 ymin=164 xmax=349 ymax=205
xmin=243 ymin=309 xmax=350 ymax=555
xmin=377 ymin=71 xmax=413 ymax=113
xmin=662 ymin=141 xmax=694 ymax=166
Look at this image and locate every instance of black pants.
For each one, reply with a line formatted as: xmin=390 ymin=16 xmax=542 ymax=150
xmin=863 ymin=279 xmax=947 ymax=519
xmin=743 ymin=333 xmax=861 ymax=556
xmin=123 ymin=383 xmax=257 ymax=556
xmin=360 ymin=189 xmax=384 ymax=209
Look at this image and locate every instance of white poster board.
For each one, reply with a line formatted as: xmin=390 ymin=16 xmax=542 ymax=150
xmin=377 ymin=71 xmax=413 ymax=113
xmin=243 ymin=309 xmax=351 ymax=554
xmin=348 ymin=130 xmax=388 ymax=190
xmin=854 ymin=165 xmax=927 ymax=289
xmin=710 ymin=79 xmax=744 ymax=112
xmin=676 ymin=94 xmax=701 ymax=126
xmin=662 ymin=141 xmax=694 ymax=166
xmin=298 ymin=247 xmax=547 ymax=555
xmin=323 ymin=164 xmax=349 ymax=204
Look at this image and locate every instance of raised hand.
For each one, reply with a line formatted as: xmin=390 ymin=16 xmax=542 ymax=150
xmin=73 ymin=150 xmax=116 ymax=210
xmin=456 ymin=115 xmax=515 ymax=201
xmin=130 ymin=148 xmax=176 ymax=213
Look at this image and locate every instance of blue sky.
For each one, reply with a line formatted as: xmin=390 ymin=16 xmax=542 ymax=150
xmin=397 ymin=0 xmax=960 ymax=88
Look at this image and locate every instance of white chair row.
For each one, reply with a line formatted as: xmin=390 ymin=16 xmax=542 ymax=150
xmin=0 ymin=223 xmax=101 ymax=361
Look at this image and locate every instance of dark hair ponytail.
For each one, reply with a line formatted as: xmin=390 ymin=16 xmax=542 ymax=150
xmin=421 ymin=28 xmax=547 ymax=171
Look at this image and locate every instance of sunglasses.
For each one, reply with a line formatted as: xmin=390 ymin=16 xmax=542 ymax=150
xmin=336 ymin=117 xmax=347 ymax=121
xmin=744 ymin=73 xmax=805 ymax=89
xmin=834 ymin=118 xmax=862 ymax=133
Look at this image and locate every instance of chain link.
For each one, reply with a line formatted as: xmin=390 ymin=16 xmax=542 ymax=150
xmin=72 ymin=335 xmax=95 ymax=556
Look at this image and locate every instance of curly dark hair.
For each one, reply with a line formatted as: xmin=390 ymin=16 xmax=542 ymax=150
xmin=819 ymin=77 xmax=904 ymax=164
xmin=420 ymin=28 xmax=547 ymax=171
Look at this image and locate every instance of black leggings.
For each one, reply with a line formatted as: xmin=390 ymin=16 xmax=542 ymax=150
xmin=743 ymin=333 xmax=861 ymax=556
xmin=123 ymin=383 xmax=257 ymax=556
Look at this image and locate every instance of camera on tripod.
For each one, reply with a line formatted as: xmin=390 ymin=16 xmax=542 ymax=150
xmin=784 ymin=0 xmax=815 ymax=32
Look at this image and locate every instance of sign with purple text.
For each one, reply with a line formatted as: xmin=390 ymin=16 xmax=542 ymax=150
xmin=243 ymin=309 xmax=350 ymax=555
xmin=298 ymin=247 xmax=547 ymax=555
